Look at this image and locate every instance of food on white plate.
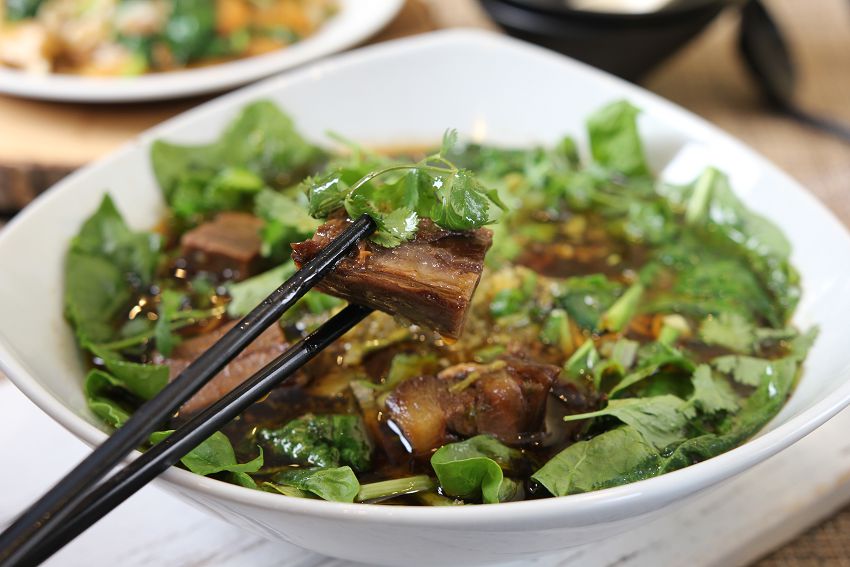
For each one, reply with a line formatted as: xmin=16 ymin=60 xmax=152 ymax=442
xmin=0 ymin=0 xmax=336 ymax=75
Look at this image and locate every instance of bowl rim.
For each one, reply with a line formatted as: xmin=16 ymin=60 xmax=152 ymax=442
xmin=3 ymin=28 xmax=850 ymax=528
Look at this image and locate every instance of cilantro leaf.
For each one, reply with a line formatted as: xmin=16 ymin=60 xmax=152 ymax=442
xmin=609 ymin=341 xmax=694 ymax=396
xmin=302 ymin=140 xmax=504 ymax=247
xmin=699 ymin=312 xmax=755 ymax=353
xmin=712 ymin=355 xmax=773 ymax=387
xmin=563 ymin=395 xmax=690 ymax=451
xmin=689 ymin=365 xmax=739 ymax=415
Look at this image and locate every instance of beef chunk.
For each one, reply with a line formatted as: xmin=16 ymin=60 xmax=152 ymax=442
xmin=180 ymin=212 xmax=264 ymax=281
xmin=165 ymin=321 xmax=288 ymax=414
xmin=384 ymin=374 xmax=451 ymax=454
xmin=291 ymin=217 xmax=492 ymax=339
xmin=384 ymin=357 xmax=559 ymax=455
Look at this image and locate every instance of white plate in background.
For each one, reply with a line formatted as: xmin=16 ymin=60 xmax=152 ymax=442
xmin=0 ymin=0 xmax=403 ymax=103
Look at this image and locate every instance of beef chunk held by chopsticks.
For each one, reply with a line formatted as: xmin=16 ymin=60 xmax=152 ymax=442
xmin=291 ymin=216 xmax=493 ymax=339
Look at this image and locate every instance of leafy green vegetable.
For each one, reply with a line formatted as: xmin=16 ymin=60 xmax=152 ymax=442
xmin=532 ymin=426 xmax=658 ymax=496
xmin=92 ymin=349 xmax=169 ymax=401
xmin=356 ymin=475 xmax=436 ymax=503
xmin=689 ymin=365 xmax=739 ymax=415
xmin=257 ymin=414 xmax=373 ymax=472
xmin=154 ymin=290 xmax=184 ymax=357
xmin=540 ymin=308 xmax=574 ymax=353
xmin=72 ymin=194 xmax=161 ymax=284
xmin=169 ymin=167 xmax=266 ymax=220
xmin=65 ymin=195 xmax=161 ymax=344
xmin=610 ymin=339 xmax=639 ymax=369
xmin=712 ymin=355 xmax=773 ymax=387
xmin=254 ymin=188 xmax=320 ymax=261
xmin=562 ymin=339 xmax=600 ymax=386
xmin=489 ymin=268 xmax=537 ymax=319
xmin=150 ymin=430 xmax=263 ymax=476
xmin=658 ymin=356 xmax=798 ymax=472
xmin=599 ymin=282 xmax=644 ymax=332
xmin=431 ymin=436 xmax=521 ymax=504
xmin=5 ymin=0 xmax=44 ymax=20
xmin=586 ymin=100 xmax=650 ymax=177
xmin=151 ymin=101 xmax=323 ymax=218
xmin=84 ymin=370 xmax=133 ymax=429
xmin=700 ymin=313 xmax=755 ymax=353
xmin=684 ymin=167 xmax=800 ymax=322
xmin=163 ymin=0 xmax=217 ymax=63
xmin=65 ymin=252 xmax=132 ymax=345
xmin=226 ymin=261 xmax=341 ymax=320
xmin=609 ymin=341 xmax=694 ymax=396
xmin=537 ymin=353 xmax=800 ymax=496
xmin=563 ymin=395 xmax=690 ymax=451
xmin=648 ymin=237 xmax=777 ymax=324
xmin=555 ymin=275 xmax=624 ymax=330
xmin=270 ymin=467 xmax=360 ymax=502
xmin=380 ymin=352 xmax=439 ymax=392
xmin=226 ymin=262 xmax=296 ymax=317
xmin=789 ymin=327 xmax=819 ymax=360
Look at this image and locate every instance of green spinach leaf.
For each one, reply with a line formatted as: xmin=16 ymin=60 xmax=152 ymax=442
xmin=254 ymin=188 xmax=320 ymax=261
xmin=65 ymin=195 xmax=161 ymax=344
xmin=586 ymin=100 xmax=650 ymax=177
xmin=563 ymin=395 xmax=690 ymax=451
xmin=150 ymin=430 xmax=263 ymax=476
xmin=270 ymin=467 xmax=360 ymax=502
xmin=257 ymin=414 xmax=373 ymax=472
xmin=532 ymin=426 xmax=658 ymax=496
xmin=430 ymin=435 xmax=521 ymax=504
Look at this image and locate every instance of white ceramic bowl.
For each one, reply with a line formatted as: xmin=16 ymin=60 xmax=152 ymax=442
xmin=0 ymin=0 xmax=402 ymax=102
xmin=2 ymin=30 xmax=850 ymax=566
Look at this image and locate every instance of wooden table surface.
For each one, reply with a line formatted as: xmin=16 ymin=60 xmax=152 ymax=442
xmin=1 ymin=0 xmax=849 ymax=563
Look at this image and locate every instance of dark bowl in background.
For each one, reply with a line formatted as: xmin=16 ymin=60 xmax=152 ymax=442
xmin=479 ymin=0 xmax=744 ymax=82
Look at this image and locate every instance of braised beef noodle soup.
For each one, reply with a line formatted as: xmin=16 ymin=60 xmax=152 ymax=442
xmin=65 ymin=100 xmax=815 ymax=505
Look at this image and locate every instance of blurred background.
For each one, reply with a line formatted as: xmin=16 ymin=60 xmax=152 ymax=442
xmin=0 ymin=0 xmax=848 ymax=564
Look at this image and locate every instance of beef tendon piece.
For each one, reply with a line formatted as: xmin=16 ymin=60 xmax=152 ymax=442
xmin=180 ymin=212 xmax=264 ymax=281
xmin=291 ymin=217 xmax=493 ymax=339
xmin=384 ymin=357 xmax=559 ymax=455
xmin=164 ymin=321 xmax=288 ymax=414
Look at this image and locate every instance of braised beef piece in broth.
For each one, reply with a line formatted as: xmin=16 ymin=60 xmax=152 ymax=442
xmin=180 ymin=212 xmax=264 ymax=281
xmin=291 ymin=216 xmax=493 ymax=340
xmin=384 ymin=357 xmax=560 ymax=456
xmin=160 ymin=320 xmax=290 ymax=415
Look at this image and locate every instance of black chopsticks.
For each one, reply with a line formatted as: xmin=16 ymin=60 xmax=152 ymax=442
xmin=0 ymin=214 xmax=376 ymax=567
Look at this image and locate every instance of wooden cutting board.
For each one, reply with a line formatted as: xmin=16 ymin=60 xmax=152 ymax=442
xmin=0 ymin=0 xmax=439 ymax=213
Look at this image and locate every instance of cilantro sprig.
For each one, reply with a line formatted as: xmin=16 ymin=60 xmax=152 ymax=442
xmin=302 ymin=131 xmax=507 ymax=247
